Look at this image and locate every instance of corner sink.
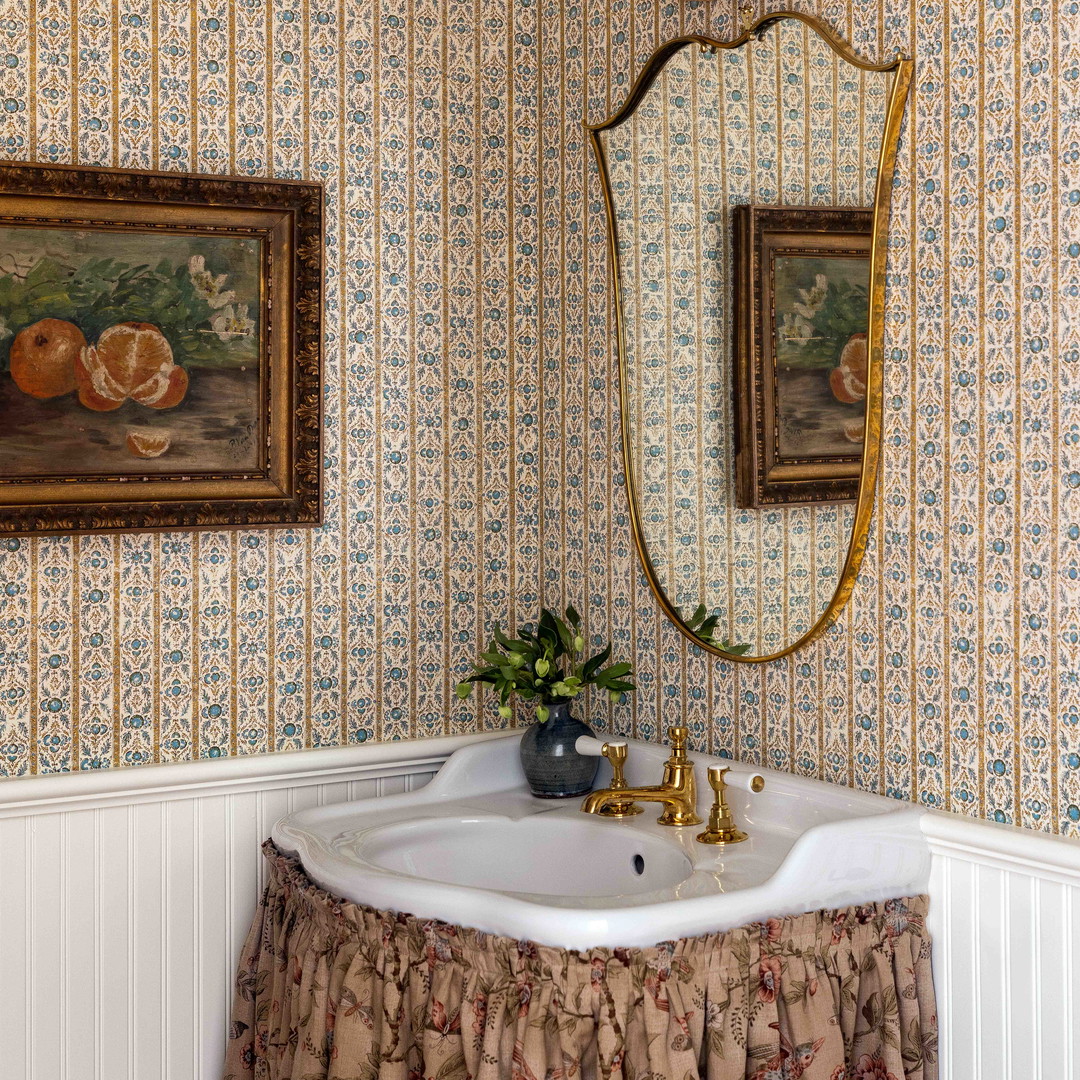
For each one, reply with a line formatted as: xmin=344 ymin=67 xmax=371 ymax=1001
xmin=351 ymin=815 xmax=693 ymax=898
xmin=273 ymin=733 xmax=929 ymax=949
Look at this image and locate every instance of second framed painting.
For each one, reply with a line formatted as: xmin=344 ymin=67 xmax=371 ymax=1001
xmin=0 ymin=161 xmax=322 ymax=536
xmin=732 ymin=204 xmax=872 ymax=508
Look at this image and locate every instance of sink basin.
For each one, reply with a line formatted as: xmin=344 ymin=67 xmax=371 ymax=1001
xmin=351 ymin=815 xmax=693 ymax=897
xmin=273 ymin=733 xmax=929 ymax=949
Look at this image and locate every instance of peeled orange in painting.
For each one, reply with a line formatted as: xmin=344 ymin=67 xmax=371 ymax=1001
xmin=828 ymin=332 xmax=868 ymax=404
xmin=130 ymin=363 xmax=188 ymax=409
xmin=75 ymin=322 xmax=189 ymax=412
xmin=9 ymin=318 xmax=85 ymax=398
xmin=75 ymin=345 xmax=127 ymax=411
xmin=96 ymin=322 xmax=174 ymax=393
xmin=126 ymin=428 xmax=172 ymax=458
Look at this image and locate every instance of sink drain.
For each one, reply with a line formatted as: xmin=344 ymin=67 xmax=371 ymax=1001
xmin=631 ymin=854 xmax=645 ymax=875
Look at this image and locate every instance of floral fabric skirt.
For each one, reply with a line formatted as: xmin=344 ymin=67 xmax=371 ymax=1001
xmin=223 ymin=841 xmax=937 ymax=1080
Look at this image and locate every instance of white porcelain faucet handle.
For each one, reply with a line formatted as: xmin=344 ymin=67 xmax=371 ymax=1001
xmin=717 ymin=768 xmax=766 ymax=794
xmin=575 ymin=736 xmax=606 ymax=757
xmin=575 ymin=736 xmax=627 ymax=757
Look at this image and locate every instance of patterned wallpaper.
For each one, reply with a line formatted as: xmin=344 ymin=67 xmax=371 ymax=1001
xmin=599 ymin=0 xmax=1080 ymax=838
xmin=603 ymin=26 xmax=881 ymax=654
xmin=0 ymin=0 xmax=1077 ymax=838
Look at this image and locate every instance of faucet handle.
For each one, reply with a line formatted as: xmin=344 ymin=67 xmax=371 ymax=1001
xmin=706 ymin=764 xmax=728 ymax=792
xmin=574 ymin=736 xmax=639 ymax=815
xmin=667 ymin=726 xmax=690 ymax=761
xmin=602 ymin=741 xmax=629 ymax=789
xmin=596 ymin=741 xmax=643 ymax=818
xmin=709 ymin=765 xmax=765 ymax=794
xmin=697 ymin=766 xmax=749 ymax=845
xmin=575 ymin=735 xmax=609 ymax=757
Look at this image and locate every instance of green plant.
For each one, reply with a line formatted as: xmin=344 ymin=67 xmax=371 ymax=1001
xmin=685 ymin=604 xmax=752 ymax=656
xmin=456 ymin=605 xmax=635 ymax=722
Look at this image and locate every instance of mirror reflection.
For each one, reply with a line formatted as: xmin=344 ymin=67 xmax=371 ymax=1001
xmin=595 ymin=16 xmax=906 ymax=659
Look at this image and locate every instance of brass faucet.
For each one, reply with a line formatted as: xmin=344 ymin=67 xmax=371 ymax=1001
xmin=580 ymin=725 xmax=703 ymax=826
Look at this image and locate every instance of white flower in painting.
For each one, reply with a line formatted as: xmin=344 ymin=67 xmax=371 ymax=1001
xmin=211 ymin=304 xmax=255 ymax=341
xmin=188 ymin=254 xmax=236 ymax=308
xmin=205 ymin=289 xmax=237 ymax=308
xmin=792 ymin=273 xmax=828 ymax=320
xmin=0 ymin=314 xmax=10 ymax=341
xmin=778 ymin=312 xmax=816 ymax=345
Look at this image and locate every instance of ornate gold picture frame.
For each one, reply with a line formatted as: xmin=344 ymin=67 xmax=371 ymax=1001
xmin=0 ymin=162 xmax=322 ymax=536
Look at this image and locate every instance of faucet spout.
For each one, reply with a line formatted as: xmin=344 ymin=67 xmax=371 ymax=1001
xmin=582 ymin=783 xmax=701 ymax=825
xmin=580 ymin=726 xmax=703 ymax=826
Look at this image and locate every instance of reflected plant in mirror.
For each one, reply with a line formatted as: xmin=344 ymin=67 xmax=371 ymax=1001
xmin=589 ymin=12 xmax=912 ymax=661
xmin=684 ymin=603 xmax=752 ymax=656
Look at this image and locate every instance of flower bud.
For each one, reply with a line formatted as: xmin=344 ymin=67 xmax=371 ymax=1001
xmin=535 ymin=658 xmax=550 ymax=676
xmin=498 ymin=704 xmax=513 ymax=719
xmin=508 ymin=652 xmax=524 ymax=668
xmin=609 ymin=690 xmax=622 ymax=704
xmin=574 ymin=635 xmax=585 ymax=652
xmin=536 ymin=705 xmax=549 ymax=723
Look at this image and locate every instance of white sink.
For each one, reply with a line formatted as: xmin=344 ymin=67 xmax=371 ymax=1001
xmin=273 ymin=734 xmax=929 ymax=949
xmin=351 ymin=815 xmax=693 ymax=897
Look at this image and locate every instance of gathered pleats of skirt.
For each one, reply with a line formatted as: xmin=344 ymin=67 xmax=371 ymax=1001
xmin=222 ymin=840 xmax=937 ymax=1080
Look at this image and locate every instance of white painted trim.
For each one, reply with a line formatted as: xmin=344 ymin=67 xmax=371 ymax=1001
xmin=922 ymin=809 xmax=1080 ymax=1080
xmin=922 ymin=809 xmax=1080 ymax=887
xmin=0 ymin=730 xmax=516 ymax=817
xmin=0 ymin=735 xmax=508 ymax=1079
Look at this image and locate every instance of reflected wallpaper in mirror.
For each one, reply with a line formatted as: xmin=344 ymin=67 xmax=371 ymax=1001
xmin=598 ymin=17 xmax=896 ymax=658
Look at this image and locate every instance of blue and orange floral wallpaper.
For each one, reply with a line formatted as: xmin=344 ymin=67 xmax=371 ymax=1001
xmin=0 ymin=0 xmax=1077 ymax=837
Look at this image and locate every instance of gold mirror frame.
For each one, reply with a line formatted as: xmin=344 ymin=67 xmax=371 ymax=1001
xmin=587 ymin=11 xmax=913 ymax=663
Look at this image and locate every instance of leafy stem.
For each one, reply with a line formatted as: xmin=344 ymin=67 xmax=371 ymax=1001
xmin=456 ymin=605 xmax=636 ymax=722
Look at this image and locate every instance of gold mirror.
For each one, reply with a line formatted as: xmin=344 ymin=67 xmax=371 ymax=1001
xmin=589 ymin=12 xmax=911 ymax=661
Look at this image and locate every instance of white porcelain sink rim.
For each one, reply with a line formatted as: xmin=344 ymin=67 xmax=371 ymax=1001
xmin=273 ymin=734 xmax=930 ymax=949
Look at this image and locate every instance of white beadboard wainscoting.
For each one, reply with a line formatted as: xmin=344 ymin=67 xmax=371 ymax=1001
xmin=0 ymin=730 xmax=511 ymax=1080
xmin=923 ymin=811 xmax=1080 ymax=1080
xmin=1 ymin=732 xmax=1078 ymax=1080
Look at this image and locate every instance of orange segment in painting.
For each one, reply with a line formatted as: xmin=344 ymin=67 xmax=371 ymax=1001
xmin=126 ymin=428 xmax=172 ymax=458
xmin=75 ymin=345 xmax=127 ymax=411
xmin=131 ymin=363 xmax=188 ymax=409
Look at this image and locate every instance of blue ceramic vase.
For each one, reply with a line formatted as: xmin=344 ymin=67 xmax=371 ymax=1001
xmin=518 ymin=701 xmax=599 ymax=798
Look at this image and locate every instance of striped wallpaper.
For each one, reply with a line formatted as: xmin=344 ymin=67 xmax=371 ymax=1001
xmin=0 ymin=0 xmax=1077 ymax=837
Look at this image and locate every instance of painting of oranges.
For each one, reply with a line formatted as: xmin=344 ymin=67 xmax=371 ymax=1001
xmin=772 ymin=253 xmax=870 ymax=459
xmin=0 ymin=226 xmax=262 ymax=477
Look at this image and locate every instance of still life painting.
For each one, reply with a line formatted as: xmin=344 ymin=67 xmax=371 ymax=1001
xmin=0 ymin=228 xmax=262 ymax=476
xmin=733 ymin=205 xmax=872 ymax=508
xmin=0 ymin=162 xmax=323 ymax=535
